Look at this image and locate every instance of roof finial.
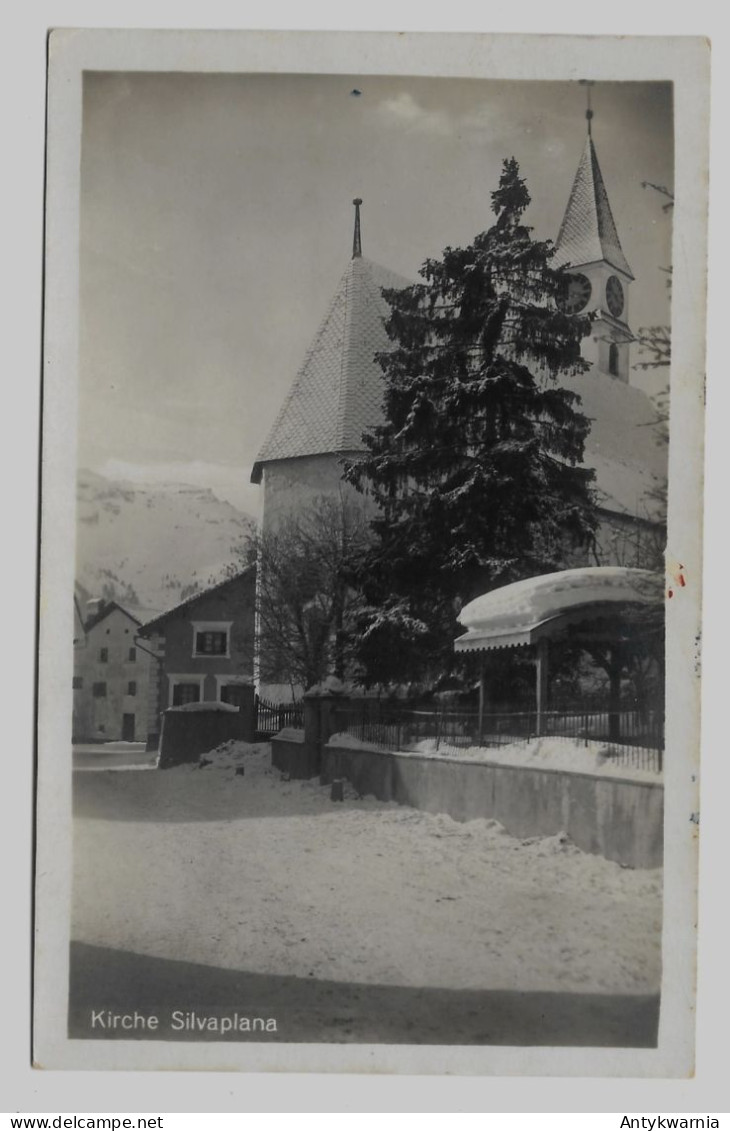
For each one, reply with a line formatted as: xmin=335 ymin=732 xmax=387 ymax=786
xmin=579 ymin=79 xmax=595 ymax=137
xmin=352 ymin=197 xmax=363 ymax=258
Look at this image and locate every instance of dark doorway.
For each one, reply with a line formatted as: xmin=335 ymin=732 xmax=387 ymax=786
xmin=122 ymin=713 xmax=136 ymax=741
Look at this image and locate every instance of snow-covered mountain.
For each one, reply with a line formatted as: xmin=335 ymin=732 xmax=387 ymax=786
xmin=76 ymin=469 xmax=256 ymax=619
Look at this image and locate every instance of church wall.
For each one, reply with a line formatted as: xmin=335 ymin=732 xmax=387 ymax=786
xmin=256 ymin=453 xmax=377 ymax=702
xmin=260 ymin=452 xmax=377 ymax=533
xmin=255 ymin=456 xmax=664 ymax=700
xmin=561 ymin=509 xmax=664 ymax=571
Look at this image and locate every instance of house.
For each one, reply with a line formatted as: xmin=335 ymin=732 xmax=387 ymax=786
xmin=137 ymin=566 xmax=256 ymax=749
xmin=72 ymin=596 xmax=151 ymax=743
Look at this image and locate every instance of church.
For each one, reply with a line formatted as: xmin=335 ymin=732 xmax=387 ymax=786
xmin=251 ymin=111 xmax=668 ymax=700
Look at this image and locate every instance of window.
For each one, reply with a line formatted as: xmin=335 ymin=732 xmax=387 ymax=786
xmin=608 ymin=342 xmax=619 ymax=377
xmin=73 ymin=676 xmax=83 ymax=690
xmin=128 ymin=647 xmax=136 ymax=662
xmin=168 ymin=674 xmax=206 ymax=708
xmin=192 ymin=621 xmax=232 ymax=658
xmin=195 ymin=631 xmax=228 ymax=655
xmin=127 ymin=681 xmax=137 ymax=696
xmin=92 ymin=682 xmax=107 ymax=698
xmin=172 ymin=682 xmax=202 ymax=707
xmin=219 ymin=683 xmax=246 ymax=709
xmin=216 ymin=676 xmax=250 ymax=709
xmin=99 ymin=647 xmax=108 ymax=663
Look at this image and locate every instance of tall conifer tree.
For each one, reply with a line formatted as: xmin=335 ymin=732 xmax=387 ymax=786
xmin=344 ymin=158 xmax=599 ymax=684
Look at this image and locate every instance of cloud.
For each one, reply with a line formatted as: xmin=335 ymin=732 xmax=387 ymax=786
xmin=374 ymin=92 xmax=524 ymax=144
xmin=375 ymin=92 xmax=453 ymax=137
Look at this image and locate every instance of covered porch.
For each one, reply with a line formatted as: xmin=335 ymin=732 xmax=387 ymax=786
xmin=455 ymin=566 xmax=664 ymax=749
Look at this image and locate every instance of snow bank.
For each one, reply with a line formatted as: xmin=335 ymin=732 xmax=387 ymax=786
xmin=168 ymin=701 xmax=239 ymax=714
xmin=304 ymin=676 xmax=351 ymax=697
xmin=328 ymin=732 xmax=383 ymax=752
xmin=198 ymin=739 xmax=270 ymax=772
xmin=327 ymin=732 xmax=661 ymax=783
xmin=276 ymin=727 xmax=305 ymax=743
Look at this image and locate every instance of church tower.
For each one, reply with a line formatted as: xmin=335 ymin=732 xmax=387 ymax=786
xmin=251 ymin=200 xmax=411 ymax=699
xmin=251 ymin=199 xmax=411 ymax=527
xmin=554 ymin=94 xmax=634 ymax=382
xmin=550 ymin=90 xmax=667 ymax=568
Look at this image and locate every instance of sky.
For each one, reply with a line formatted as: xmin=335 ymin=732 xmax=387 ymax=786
xmin=79 ymin=72 xmax=674 ymax=515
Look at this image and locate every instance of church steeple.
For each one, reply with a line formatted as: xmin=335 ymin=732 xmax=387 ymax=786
xmin=250 ymin=202 xmax=411 ymax=484
xmin=352 ymin=197 xmax=363 ymax=259
xmin=584 ymin=76 xmax=594 ymax=138
xmin=554 ymin=131 xmax=633 ymax=280
xmin=555 ymin=88 xmax=635 ymax=382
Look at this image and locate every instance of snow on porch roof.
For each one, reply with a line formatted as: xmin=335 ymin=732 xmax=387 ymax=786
xmin=454 ymin=566 xmax=663 ymax=653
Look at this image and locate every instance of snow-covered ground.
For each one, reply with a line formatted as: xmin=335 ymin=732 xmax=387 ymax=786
xmin=72 ymin=741 xmax=662 ymax=1009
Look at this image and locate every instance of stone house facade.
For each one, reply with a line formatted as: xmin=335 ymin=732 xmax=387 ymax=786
xmin=72 ymin=598 xmax=151 ymax=743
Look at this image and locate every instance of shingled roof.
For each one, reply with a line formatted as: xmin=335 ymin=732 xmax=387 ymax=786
xmin=251 ymin=189 xmax=661 ymax=523
xmin=560 ymin=370 xmax=666 ymax=523
xmin=554 ymin=133 xmax=634 ymax=280
xmin=251 ymin=254 xmax=411 ymax=483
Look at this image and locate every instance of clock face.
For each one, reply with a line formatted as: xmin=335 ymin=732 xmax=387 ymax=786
xmin=606 ymin=275 xmax=625 ymax=318
xmin=559 ymin=272 xmax=593 ymax=314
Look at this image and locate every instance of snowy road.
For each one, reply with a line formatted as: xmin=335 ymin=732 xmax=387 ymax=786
xmin=72 ymin=742 xmax=157 ymax=771
xmin=70 ymin=744 xmax=662 ymax=1045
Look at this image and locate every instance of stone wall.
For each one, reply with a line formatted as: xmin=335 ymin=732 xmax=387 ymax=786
xmin=322 ymin=740 xmax=663 ymax=869
xmin=158 ymin=701 xmax=255 ymax=768
xmin=270 ymin=729 xmax=320 ymax=779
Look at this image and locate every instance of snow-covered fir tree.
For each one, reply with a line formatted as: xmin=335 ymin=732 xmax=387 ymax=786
xmin=344 ymin=158 xmax=600 ymax=684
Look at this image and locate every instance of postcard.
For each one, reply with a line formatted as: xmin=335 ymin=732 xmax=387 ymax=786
xmin=34 ymin=29 xmax=709 ymax=1075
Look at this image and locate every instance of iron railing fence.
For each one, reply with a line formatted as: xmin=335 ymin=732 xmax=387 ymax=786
xmin=331 ymin=701 xmax=664 ymax=773
xmin=255 ymin=695 xmax=304 ymax=738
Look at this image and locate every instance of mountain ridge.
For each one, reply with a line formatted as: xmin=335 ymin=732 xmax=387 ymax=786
xmin=76 ymin=468 xmax=256 ymax=621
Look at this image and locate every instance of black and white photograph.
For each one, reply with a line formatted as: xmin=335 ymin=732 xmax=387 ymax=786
xmin=33 ymin=29 xmax=709 ymax=1076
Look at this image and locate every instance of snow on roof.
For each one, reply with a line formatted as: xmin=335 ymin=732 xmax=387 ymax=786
xmin=456 ymin=566 xmax=663 ymax=652
xmin=165 ymin=701 xmax=240 ymax=714
xmin=554 ymin=134 xmax=634 ymax=279
xmin=83 ymin=600 xmax=142 ymax=634
xmin=251 ymin=256 xmax=411 ymax=482
xmin=560 ymin=370 xmax=667 ymax=522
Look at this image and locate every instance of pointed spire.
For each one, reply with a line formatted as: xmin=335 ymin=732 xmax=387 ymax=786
xmin=554 ymin=98 xmax=634 ymax=280
xmin=352 ymin=197 xmax=363 ymax=258
xmin=580 ymin=78 xmax=594 ymax=137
